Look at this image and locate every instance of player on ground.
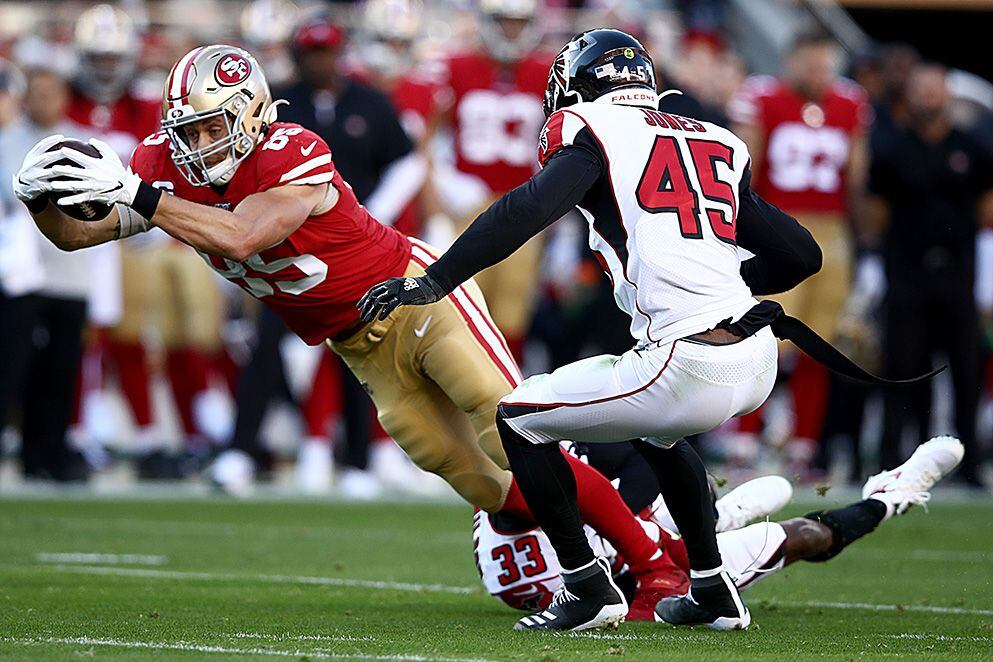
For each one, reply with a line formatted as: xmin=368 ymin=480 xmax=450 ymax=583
xmin=15 ymin=44 xmax=686 ymax=619
xmin=475 ymin=436 xmax=963 ymax=612
xmin=358 ymin=28 xmax=826 ymax=631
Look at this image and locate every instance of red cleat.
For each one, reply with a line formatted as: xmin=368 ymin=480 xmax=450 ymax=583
xmin=626 ymin=555 xmax=690 ymax=621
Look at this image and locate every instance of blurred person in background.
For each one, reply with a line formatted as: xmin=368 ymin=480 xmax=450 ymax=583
xmin=0 ymin=59 xmax=91 ymax=481
xmin=240 ymin=0 xmax=300 ymax=89
xmin=70 ymin=3 xmax=227 ymax=478
xmin=728 ymin=30 xmax=871 ymax=479
xmin=358 ymin=0 xmax=457 ymax=248
xmin=431 ymin=0 xmax=551 ymax=362
xmin=868 ymin=63 xmax=993 ymax=489
xmin=212 ymin=14 xmax=425 ymax=497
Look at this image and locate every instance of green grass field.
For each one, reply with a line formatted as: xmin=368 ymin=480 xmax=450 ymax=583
xmin=1 ymin=495 xmax=991 ymax=660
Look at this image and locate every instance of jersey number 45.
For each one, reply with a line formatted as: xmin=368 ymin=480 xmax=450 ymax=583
xmin=636 ymin=136 xmax=738 ymax=245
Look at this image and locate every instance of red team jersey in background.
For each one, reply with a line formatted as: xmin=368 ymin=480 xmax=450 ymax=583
xmin=68 ymin=89 xmax=162 ymax=143
xmin=443 ymin=52 xmax=550 ymax=195
xmin=129 ymin=122 xmax=411 ymax=344
xmin=728 ymin=75 xmax=871 ymax=214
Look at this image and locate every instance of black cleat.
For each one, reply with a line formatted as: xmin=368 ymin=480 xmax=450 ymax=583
xmin=654 ymin=570 xmax=751 ymax=630
xmin=514 ymin=557 xmax=627 ymax=631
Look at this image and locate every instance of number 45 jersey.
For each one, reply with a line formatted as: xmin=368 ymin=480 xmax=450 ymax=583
xmin=129 ymin=121 xmax=412 ymax=344
xmin=538 ymin=102 xmax=756 ymax=346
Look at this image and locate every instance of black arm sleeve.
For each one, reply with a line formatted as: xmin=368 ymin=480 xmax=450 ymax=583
xmin=737 ymin=169 xmax=823 ymax=296
xmin=425 ymin=145 xmax=603 ymax=293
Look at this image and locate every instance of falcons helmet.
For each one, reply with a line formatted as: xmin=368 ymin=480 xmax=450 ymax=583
xmin=544 ymin=28 xmax=657 ymax=118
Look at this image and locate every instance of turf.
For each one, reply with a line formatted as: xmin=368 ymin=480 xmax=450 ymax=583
xmin=0 ymin=495 xmax=991 ymax=660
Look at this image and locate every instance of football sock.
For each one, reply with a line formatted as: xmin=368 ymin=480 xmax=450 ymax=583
xmin=563 ymin=452 xmax=662 ymax=574
xmin=108 ymin=339 xmax=153 ymax=427
xmin=303 ymin=355 xmax=336 ymax=438
xmin=500 ymin=454 xmax=662 ymax=575
xmin=791 ymin=353 xmax=829 ymax=442
xmin=497 ymin=412 xmax=595 ymax=571
xmin=802 ymin=499 xmax=887 ymax=561
xmin=632 ymin=438 xmax=723 ymax=572
xmin=166 ymin=348 xmax=211 ymax=438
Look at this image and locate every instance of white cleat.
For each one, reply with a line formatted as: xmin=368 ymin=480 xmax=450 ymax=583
xmin=296 ymin=437 xmax=334 ymax=495
xmin=862 ymin=435 xmax=964 ymax=519
xmin=209 ymin=449 xmax=256 ymax=497
xmin=716 ymin=475 xmax=793 ymax=533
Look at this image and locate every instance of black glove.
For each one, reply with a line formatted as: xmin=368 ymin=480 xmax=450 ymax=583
xmin=357 ymin=274 xmax=448 ymax=322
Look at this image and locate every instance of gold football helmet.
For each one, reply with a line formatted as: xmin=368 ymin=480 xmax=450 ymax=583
xmin=161 ymin=45 xmax=279 ymax=186
xmin=74 ymin=3 xmax=140 ymax=103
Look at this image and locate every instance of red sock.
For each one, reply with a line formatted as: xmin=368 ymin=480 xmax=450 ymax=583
xmin=303 ymin=354 xmax=338 ymax=438
xmin=737 ymin=408 xmax=764 ymax=434
xmin=165 ymin=348 xmax=212 ymax=438
xmin=500 ymin=452 xmax=661 ymax=576
xmin=791 ymin=353 xmax=829 ymax=442
xmin=505 ymin=335 xmax=526 ymax=364
xmin=107 ymin=339 xmax=153 ymax=427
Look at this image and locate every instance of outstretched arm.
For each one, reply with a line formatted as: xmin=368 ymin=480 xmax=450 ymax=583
xmin=358 ymin=145 xmax=603 ymax=321
xmin=736 ymin=170 xmax=823 ymax=295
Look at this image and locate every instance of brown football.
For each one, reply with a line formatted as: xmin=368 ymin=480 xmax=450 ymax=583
xmin=44 ymin=139 xmax=114 ymax=221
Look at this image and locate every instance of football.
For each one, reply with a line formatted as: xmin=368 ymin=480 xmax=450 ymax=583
xmin=44 ymin=139 xmax=114 ymax=222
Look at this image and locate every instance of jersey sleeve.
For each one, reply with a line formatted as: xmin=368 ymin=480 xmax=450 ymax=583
xmin=128 ymin=131 xmax=171 ymax=180
xmin=726 ymin=75 xmax=772 ymax=127
xmin=537 ymin=109 xmax=602 ymax=168
xmin=256 ymin=125 xmax=336 ymax=191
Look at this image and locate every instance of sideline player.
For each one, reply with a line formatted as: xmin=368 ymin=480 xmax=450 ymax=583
xmin=359 ymin=28 xmax=824 ymax=631
xmin=15 ymin=44 xmax=684 ymax=618
xmin=474 ymin=436 xmax=963 ymax=612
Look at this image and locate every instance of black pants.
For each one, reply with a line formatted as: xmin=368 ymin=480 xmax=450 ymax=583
xmin=881 ymin=283 xmax=982 ymax=479
xmin=0 ymin=292 xmax=87 ymax=476
xmin=230 ymin=306 xmax=373 ymax=470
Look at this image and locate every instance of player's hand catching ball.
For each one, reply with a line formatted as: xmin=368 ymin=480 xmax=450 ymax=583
xmin=12 ymin=134 xmax=67 ymax=211
xmin=358 ymin=275 xmax=448 ymax=322
xmin=47 ymin=137 xmax=142 ymax=208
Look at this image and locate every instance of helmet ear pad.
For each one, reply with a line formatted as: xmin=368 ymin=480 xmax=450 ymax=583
xmin=543 ymin=28 xmax=657 ymax=117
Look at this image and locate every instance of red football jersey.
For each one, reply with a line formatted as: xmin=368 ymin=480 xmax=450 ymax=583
xmin=129 ymin=122 xmax=412 ymax=344
xmin=390 ymin=72 xmax=443 ymax=237
xmin=68 ymin=89 xmax=162 ymax=143
xmin=728 ymin=75 xmax=871 ymax=214
xmin=442 ymin=51 xmax=550 ymax=195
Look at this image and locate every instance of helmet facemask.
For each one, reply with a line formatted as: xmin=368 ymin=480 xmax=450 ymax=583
xmin=164 ymin=93 xmax=258 ymax=186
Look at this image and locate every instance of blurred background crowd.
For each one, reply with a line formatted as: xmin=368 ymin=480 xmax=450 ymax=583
xmin=0 ymin=0 xmax=991 ymax=497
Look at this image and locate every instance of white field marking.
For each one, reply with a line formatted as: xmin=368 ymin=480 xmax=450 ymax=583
xmin=776 ymin=600 xmax=993 ymax=617
xmin=232 ymin=632 xmax=375 ymax=643
xmin=881 ymin=634 xmax=993 ymax=643
xmin=0 ymin=636 xmax=494 ymax=662
xmin=34 ymin=552 xmax=167 ymax=566
xmin=34 ymin=564 xmax=476 ymax=595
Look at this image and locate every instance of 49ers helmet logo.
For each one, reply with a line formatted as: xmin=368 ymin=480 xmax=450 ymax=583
xmin=215 ymin=54 xmax=252 ymax=86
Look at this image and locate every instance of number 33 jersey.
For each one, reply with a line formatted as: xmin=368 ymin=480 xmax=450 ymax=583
xmin=538 ymin=102 xmax=756 ymax=346
xmin=129 ymin=121 xmax=412 ymax=344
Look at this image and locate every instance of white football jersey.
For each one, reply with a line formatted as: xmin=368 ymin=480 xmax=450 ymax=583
xmin=538 ymin=99 xmax=757 ymax=345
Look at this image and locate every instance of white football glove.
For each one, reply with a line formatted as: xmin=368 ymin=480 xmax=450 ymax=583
xmin=12 ymin=134 xmax=67 ymax=205
xmin=48 ymin=137 xmax=142 ymax=208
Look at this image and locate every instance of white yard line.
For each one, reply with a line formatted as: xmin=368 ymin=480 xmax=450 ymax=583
xmin=881 ymin=633 xmax=993 ymax=642
xmin=14 ymin=562 xmax=993 ymax=617
xmin=0 ymin=636 xmax=493 ymax=662
xmin=776 ymin=600 xmax=993 ymax=617
xmin=232 ymin=632 xmax=376 ymax=643
xmin=34 ymin=552 xmax=168 ymax=566
xmin=35 ymin=564 xmax=476 ymax=595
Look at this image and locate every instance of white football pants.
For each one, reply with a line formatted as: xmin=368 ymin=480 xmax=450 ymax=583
xmin=500 ymin=327 xmax=778 ymax=448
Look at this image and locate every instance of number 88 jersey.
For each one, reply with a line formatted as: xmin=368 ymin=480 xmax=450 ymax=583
xmin=129 ymin=121 xmax=412 ymax=344
xmin=538 ymin=102 xmax=757 ymax=346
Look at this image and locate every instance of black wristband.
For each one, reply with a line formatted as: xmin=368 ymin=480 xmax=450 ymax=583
xmin=25 ymin=195 xmax=50 ymax=214
xmin=131 ymin=181 xmax=162 ymax=220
